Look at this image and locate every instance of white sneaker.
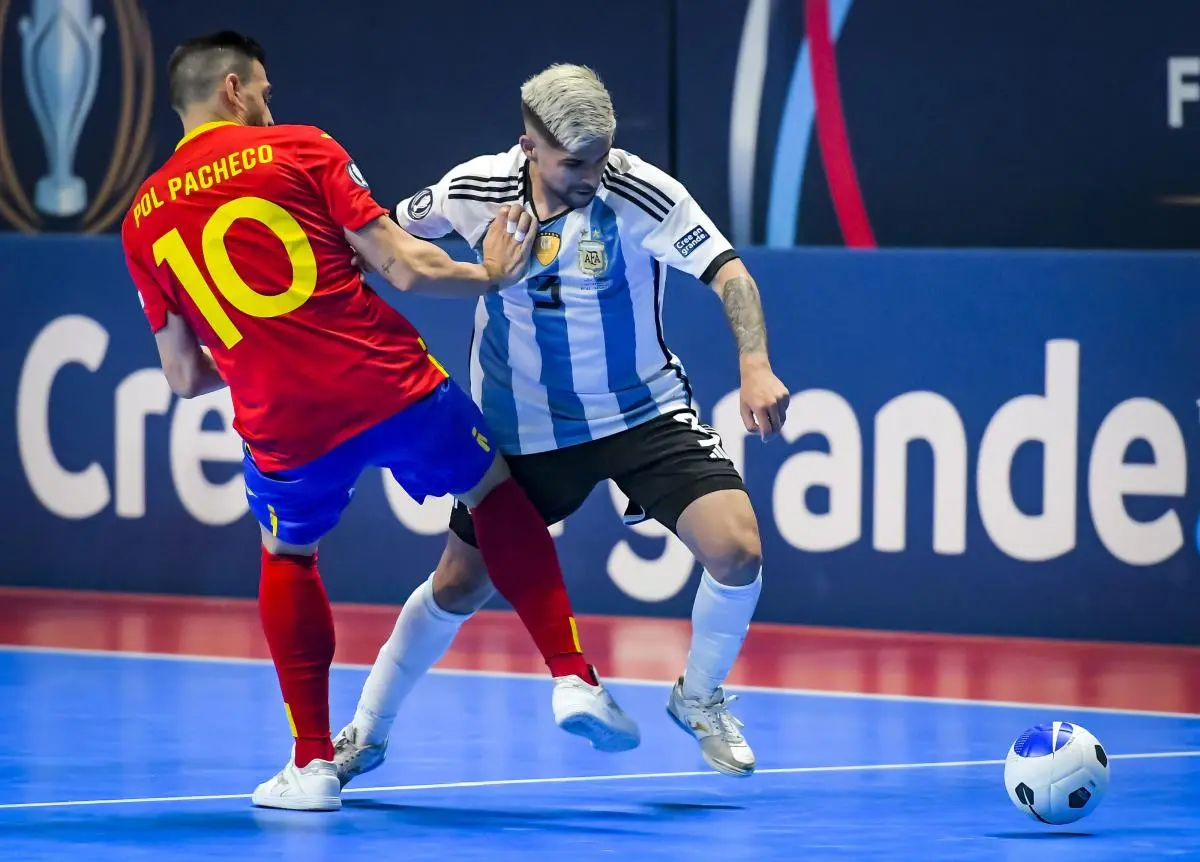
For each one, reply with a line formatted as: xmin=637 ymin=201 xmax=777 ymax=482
xmin=332 ymin=723 xmax=388 ymax=788
xmin=667 ymin=676 xmax=756 ymax=777
xmin=552 ymin=667 xmax=640 ymax=752
xmin=251 ymin=747 xmax=342 ymax=811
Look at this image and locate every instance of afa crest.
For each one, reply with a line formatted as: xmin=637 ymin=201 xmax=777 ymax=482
xmin=578 ymin=238 xmax=606 ymax=276
xmin=535 ymin=231 xmax=561 ymax=267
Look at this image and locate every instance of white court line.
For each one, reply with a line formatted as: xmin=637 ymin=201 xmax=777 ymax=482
xmin=0 ymin=751 xmax=1196 ymax=812
xmin=3 ymin=643 xmax=1200 ymax=721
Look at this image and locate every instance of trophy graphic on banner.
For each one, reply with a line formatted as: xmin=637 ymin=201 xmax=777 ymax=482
xmin=19 ymin=0 xmax=106 ymax=218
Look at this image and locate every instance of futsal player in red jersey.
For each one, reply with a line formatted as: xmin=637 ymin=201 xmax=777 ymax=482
xmin=120 ymin=31 xmax=638 ymax=812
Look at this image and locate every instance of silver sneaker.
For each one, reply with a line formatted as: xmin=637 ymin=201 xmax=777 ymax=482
xmin=332 ymin=724 xmax=388 ymax=789
xmin=666 ymin=676 xmax=756 ymax=777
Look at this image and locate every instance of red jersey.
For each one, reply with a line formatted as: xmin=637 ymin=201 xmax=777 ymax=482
xmin=121 ymin=121 xmax=447 ymax=472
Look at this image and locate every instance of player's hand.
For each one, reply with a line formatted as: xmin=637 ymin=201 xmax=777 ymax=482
xmin=739 ymin=356 xmax=790 ymax=442
xmin=482 ymin=204 xmax=536 ymax=287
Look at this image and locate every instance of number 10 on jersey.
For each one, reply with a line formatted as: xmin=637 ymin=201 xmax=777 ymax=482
xmin=152 ymin=196 xmax=318 ymax=348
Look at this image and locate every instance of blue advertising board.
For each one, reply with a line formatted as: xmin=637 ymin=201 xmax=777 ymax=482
xmin=3 ymin=235 xmax=1197 ymax=643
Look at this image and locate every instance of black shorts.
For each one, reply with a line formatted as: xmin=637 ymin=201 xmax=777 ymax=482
xmin=449 ymin=409 xmax=746 ymax=546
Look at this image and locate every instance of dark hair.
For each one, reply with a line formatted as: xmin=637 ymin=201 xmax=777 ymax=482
xmin=168 ymin=30 xmax=266 ymax=111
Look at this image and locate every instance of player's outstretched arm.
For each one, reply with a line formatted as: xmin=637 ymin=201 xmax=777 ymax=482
xmin=709 ymin=258 xmax=791 ymax=441
xmin=154 ymin=313 xmax=227 ymax=399
xmin=345 ymin=205 xmax=535 ymax=298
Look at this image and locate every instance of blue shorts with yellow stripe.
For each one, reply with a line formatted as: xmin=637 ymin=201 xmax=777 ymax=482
xmin=243 ymin=380 xmax=494 ymax=546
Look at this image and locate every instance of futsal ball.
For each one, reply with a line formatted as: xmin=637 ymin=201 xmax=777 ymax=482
xmin=1004 ymin=721 xmax=1109 ymax=825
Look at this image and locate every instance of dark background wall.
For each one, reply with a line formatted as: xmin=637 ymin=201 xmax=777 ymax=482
xmin=5 ymin=0 xmax=1200 ymax=248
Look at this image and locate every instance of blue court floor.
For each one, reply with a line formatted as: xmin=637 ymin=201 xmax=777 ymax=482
xmin=1 ymin=648 xmax=1198 ymax=861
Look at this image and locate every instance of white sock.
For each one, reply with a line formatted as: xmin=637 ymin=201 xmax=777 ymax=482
xmin=352 ymin=574 xmax=472 ymax=744
xmin=682 ymin=569 xmax=762 ymax=701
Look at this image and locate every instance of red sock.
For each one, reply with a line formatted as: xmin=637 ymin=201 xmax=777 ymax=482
xmin=471 ymin=479 xmax=594 ymax=682
xmin=258 ymin=547 xmax=336 ymax=767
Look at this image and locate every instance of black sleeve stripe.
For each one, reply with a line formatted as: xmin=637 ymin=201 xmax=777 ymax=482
xmin=449 ymin=181 xmax=520 ymax=194
xmin=447 ymin=192 xmax=520 ymax=203
xmin=603 ymin=168 xmax=673 ymax=217
xmin=601 ymin=180 xmax=665 ymax=222
xmin=450 ymin=175 xmax=520 ymax=188
xmin=603 ymin=175 xmax=670 ymax=219
xmin=449 ymin=184 xmax=520 ymax=196
xmin=700 ymin=249 xmax=740 ymax=284
xmin=613 ymin=170 xmax=676 ymax=210
xmin=604 ymin=166 xmax=676 ymax=210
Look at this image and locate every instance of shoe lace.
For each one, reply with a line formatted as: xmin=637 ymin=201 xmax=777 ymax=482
xmin=333 ymin=734 xmax=360 ymax=758
xmin=697 ymin=692 xmax=745 ymax=743
xmin=334 ymin=729 xmax=373 ymax=763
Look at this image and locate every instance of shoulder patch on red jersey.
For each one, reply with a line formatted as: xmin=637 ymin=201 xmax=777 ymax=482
xmin=347 ymin=161 xmax=370 ymax=189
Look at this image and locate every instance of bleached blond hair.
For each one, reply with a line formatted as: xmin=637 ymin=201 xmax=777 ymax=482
xmin=520 ymin=64 xmax=616 ymax=152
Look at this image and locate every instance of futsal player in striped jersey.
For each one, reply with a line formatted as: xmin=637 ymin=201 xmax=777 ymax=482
xmin=337 ymin=64 xmax=790 ymax=780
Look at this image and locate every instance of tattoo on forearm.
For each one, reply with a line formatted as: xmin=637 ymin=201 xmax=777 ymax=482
xmin=719 ymin=275 xmax=768 ymax=355
xmin=380 ymin=257 xmax=396 ymax=275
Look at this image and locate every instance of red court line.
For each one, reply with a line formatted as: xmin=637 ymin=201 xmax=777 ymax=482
xmin=1 ymin=586 xmax=1197 ymax=715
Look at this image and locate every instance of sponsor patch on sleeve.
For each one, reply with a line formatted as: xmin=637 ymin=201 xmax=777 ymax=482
xmin=674 ymin=225 xmax=711 ymax=258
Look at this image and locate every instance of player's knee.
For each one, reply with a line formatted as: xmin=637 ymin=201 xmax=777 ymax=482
xmin=457 ymin=454 xmax=510 ymax=510
xmin=696 ymin=510 xmax=762 ymax=588
xmin=260 ymin=526 xmax=319 ymax=558
xmin=431 ymin=533 xmax=494 ymax=614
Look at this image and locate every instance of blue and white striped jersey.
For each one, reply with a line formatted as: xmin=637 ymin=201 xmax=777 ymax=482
xmin=395 ymin=147 xmax=737 ymax=455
